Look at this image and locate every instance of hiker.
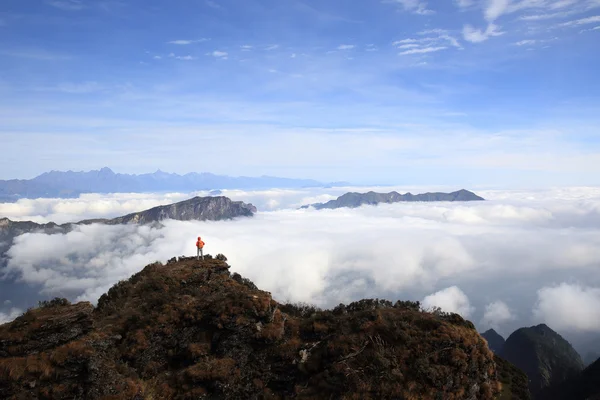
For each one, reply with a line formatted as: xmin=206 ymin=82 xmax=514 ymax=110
xmin=196 ymin=236 xmax=205 ymax=260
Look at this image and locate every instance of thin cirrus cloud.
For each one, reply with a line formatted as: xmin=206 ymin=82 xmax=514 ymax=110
xmin=462 ymin=23 xmax=504 ymax=43
xmin=399 ymin=46 xmax=447 ymax=55
xmin=337 ymin=44 xmax=355 ymax=50
xmin=394 ymin=31 xmax=462 ymax=55
xmin=559 ymin=15 xmax=600 ymax=27
xmin=167 ymin=39 xmax=210 ymax=45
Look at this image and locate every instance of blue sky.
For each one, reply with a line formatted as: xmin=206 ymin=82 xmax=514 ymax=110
xmin=1 ymin=0 xmax=599 ymax=185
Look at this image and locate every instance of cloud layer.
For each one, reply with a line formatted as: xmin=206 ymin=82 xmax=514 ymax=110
xmin=3 ymin=187 xmax=600 ymax=344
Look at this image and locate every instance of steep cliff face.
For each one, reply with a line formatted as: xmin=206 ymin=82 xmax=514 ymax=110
xmin=303 ymin=189 xmax=485 ymax=210
xmin=501 ymin=324 xmax=584 ymax=396
xmin=1 ymin=256 xmax=502 ymax=400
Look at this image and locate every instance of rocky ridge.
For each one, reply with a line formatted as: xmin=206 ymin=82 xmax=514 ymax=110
xmin=0 ymin=256 xmax=513 ymax=400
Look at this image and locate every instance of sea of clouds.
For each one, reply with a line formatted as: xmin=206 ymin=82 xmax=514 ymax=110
xmin=2 ymin=186 xmax=600 ymax=352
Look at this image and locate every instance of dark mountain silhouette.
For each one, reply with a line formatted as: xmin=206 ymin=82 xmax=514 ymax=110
xmin=0 ymin=167 xmax=333 ymax=201
xmin=0 ymin=256 xmax=526 ymax=399
xmin=494 ymin=354 xmax=532 ymax=400
xmin=501 ymin=324 xmax=584 ymax=397
xmin=302 ymin=189 xmax=484 ymax=210
xmin=584 ymin=351 xmax=600 ymax=367
xmin=0 ymin=196 xmax=256 ymax=265
xmin=538 ymin=356 xmax=600 ymax=400
xmin=482 ymin=329 xmax=505 ymax=354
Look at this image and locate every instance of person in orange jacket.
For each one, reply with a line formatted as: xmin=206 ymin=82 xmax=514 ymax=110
xmin=196 ymin=236 xmax=205 ymax=260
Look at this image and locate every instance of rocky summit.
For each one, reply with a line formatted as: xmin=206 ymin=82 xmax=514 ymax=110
xmin=482 ymin=329 xmax=506 ymax=354
xmin=0 ymin=256 xmax=515 ymax=400
xmin=501 ymin=324 xmax=584 ymax=397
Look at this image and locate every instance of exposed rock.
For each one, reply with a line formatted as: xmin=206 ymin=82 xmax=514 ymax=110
xmin=79 ymin=196 xmax=257 ymax=225
xmin=303 ymin=189 xmax=484 ymax=210
xmin=1 ymin=257 xmax=502 ymax=399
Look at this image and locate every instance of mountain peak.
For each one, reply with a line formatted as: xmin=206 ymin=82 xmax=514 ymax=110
xmin=482 ymin=329 xmax=505 ymax=354
xmin=502 ymin=323 xmax=584 ymax=395
xmin=0 ymin=257 xmax=503 ymax=399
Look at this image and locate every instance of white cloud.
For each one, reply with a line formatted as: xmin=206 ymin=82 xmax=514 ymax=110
xmin=153 ymin=55 xmax=162 ymax=60
xmin=515 ymin=39 xmax=537 ymax=45
xmin=560 ymin=15 xmax=600 ymax=26
xmin=209 ymin=51 xmax=228 ymax=58
xmin=393 ymin=33 xmax=462 ymax=53
xmin=241 ymin=45 xmax=253 ymax=51
xmin=481 ymin=301 xmax=515 ymax=329
xmin=422 ymin=286 xmax=475 ymax=317
xmin=265 ymin=45 xmax=279 ymax=51
xmin=387 ymin=0 xmax=434 ymax=15
xmin=337 ymin=44 xmax=355 ymax=50
xmin=463 ymin=23 xmax=504 ymax=43
xmin=5 ymin=187 xmax=600 ymax=334
xmin=168 ymin=39 xmax=209 ymax=45
xmin=0 ymin=308 xmax=23 ymax=325
xmin=534 ymin=284 xmax=600 ymax=332
xmin=176 ymin=55 xmax=196 ymax=60
xmin=520 ymin=10 xmax=575 ymax=20
xmin=399 ymin=46 xmax=448 ymax=55
xmin=397 ymin=43 xmax=421 ymax=49
xmin=485 ymin=0 xmax=511 ymax=22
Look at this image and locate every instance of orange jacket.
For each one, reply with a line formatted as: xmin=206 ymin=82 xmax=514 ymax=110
xmin=196 ymin=237 xmax=205 ymax=249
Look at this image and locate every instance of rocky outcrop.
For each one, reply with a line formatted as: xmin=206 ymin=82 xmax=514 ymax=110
xmin=501 ymin=324 xmax=584 ymax=396
xmin=482 ymin=329 xmax=505 ymax=354
xmin=303 ymin=189 xmax=485 ymax=210
xmin=1 ymin=257 xmax=502 ymax=399
xmin=80 ymin=196 xmax=257 ymax=225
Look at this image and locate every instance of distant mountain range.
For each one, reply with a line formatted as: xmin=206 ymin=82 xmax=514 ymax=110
xmin=302 ymin=189 xmax=484 ymax=210
xmin=0 ymin=168 xmax=348 ymax=201
xmin=0 ymin=196 xmax=256 ymax=265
